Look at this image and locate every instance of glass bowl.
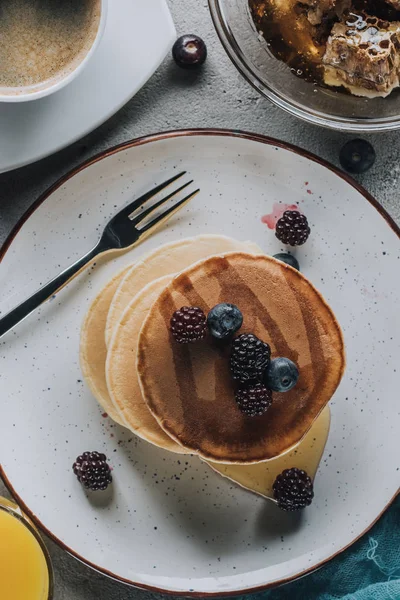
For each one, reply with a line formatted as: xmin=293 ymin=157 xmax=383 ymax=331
xmin=209 ymin=0 xmax=400 ymax=131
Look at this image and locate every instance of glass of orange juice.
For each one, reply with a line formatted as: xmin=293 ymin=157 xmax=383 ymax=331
xmin=0 ymin=496 xmax=53 ymax=600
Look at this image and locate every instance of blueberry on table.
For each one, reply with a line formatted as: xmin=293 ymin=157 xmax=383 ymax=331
xmin=264 ymin=357 xmax=299 ymax=392
xmin=339 ymin=139 xmax=376 ymax=174
xmin=207 ymin=303 xmax=243 ymax=340
xmin=172 ymin=34 xmax=207 ymax=69
xmin=273 ymin=253 xmax=300 ymax=271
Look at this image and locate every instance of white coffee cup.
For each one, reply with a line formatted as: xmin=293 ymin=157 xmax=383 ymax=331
xmin=0 ymin=0 xmax=108 ymax=103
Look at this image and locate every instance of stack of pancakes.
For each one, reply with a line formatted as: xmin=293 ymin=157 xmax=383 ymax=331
xmin=80 ymin=234 xmax=345 ymax=499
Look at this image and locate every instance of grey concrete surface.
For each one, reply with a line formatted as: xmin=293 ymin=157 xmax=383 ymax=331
xmin=0 ymin=1 xmax=399 ymax=599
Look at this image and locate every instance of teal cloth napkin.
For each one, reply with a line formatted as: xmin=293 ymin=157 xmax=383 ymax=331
xmin=245 ymin=496 xmax=400 ymax=600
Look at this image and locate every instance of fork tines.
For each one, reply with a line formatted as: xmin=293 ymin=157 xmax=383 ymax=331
xmin=119 ymin=172 xmax=199 ymax=234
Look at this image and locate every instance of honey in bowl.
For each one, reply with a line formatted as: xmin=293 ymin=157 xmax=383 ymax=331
xmin=0 ymin=501 xmax=51 ymax=600
xmin=249 ymin=0 xmax=400 ymax=96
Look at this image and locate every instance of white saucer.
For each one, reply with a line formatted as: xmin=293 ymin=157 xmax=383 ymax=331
xmin=0 ymin=0 xmax=175 ymax=174
xmin=1 ymin=130 xmax=399 ymax=595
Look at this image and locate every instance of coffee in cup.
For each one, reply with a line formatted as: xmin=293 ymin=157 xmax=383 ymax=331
xmin=0 ymin=0 xmax=106 ymax=101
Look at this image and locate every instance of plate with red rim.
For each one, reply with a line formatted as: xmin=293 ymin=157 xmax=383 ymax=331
xmin=0 ymin=129 xmax=399 ymax=595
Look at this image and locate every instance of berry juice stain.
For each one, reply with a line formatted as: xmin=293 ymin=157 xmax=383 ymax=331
xmin=261 ymin=202 xmax=298 ymax=229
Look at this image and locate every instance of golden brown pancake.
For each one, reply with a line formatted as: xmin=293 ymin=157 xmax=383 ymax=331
xmin=105 ymin=235 xmax=262 ymax=347
xmin=81 ymin=236 xmax=261 ymax=449
xmin=80 ymin=265 xmax=132 ymax=425
xmin=205 ymin=406 xmax=330 ymax=498
xmin=137 ymin=253 xmax=345 ymax=464
xmin=106 ymin=275 xmax=187 ymax=453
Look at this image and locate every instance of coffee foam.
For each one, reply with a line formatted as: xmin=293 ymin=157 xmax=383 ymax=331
xmin=0 ymin=0 xmax=101 ymax=93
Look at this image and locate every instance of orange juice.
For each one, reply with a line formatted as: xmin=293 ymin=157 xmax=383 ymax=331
xmin=0 ymin=505 xmax=50 ymax=600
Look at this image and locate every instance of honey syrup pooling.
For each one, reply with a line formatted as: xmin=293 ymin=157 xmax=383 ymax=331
xmin=206 ymin=405 xmax=330 ymax=499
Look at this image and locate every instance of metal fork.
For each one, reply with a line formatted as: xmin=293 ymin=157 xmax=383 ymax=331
xmin=0 ymin=172 xmax=199 ymax=339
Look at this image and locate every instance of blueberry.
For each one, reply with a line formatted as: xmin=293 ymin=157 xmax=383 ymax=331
xmin=172 ymin=34 xmax=207 ymax=69
xmin=264 ymin=357 xmax=299 ymax=392
xmin=339 ymin=139 xmax=376 ymax=174
xmin=273 ymin=253 xmax=300 ymax=271
xmin=207 ymin=303 xmax=243 ymax=340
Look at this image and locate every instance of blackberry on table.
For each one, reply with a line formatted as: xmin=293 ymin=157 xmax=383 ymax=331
xmin=230 ymin=333 xmax=271 ymax=382
xmin=275 ymin=210 xmax=310 ymax=246
xmin=273 ymin=467 xmax=314 ymax=511
xmin=235 ymin=382 xmax=272 ymax=417
xmin=170 ymin=306 xmax=207 ymax=343
xmin=73 ymin=451 xmax=112 ymax=491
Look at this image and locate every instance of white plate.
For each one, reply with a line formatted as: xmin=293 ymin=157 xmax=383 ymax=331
xmin=1 ymin=130 xmax=399 ymax=595
xmin=0 ymin=0 xmax=175 ymax=174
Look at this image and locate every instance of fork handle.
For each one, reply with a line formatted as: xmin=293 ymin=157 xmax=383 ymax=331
xmin=0 ymin=243 xmax=102 ymax=339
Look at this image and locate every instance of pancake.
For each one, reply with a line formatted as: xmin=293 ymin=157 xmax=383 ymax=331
xmin=80 ymin=265 xmax=132 ymax=425
xmin=137 ymin=253 xmax=345 ymax=464
xmin=105 ymin=239 xmax=260 ymax=451
xmin=106 ymin=275 xmax=187 ymax=453
xmin=205 ymin=406 xmax=330 ymax=498
xmin=105 ymin=235 xmax=262 ymax=347
xmin=81 ymin=235 xmax=260 ymax=451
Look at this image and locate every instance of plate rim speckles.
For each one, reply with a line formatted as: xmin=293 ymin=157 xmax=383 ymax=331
xmin=1 ymin=128 xmax=399 ymax=596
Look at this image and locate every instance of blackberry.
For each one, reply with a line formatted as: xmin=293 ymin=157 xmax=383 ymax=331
xmin=235 ymin=382 xmax=272 ymax=417
xmin=170 ymin=306 xmax=207 ymax=343
xmin=273 ymin=467 xmax=314 ymax=511
xmin=230 ymin=333 xmax=271 ymax=382
xmin=73 ymin=451 xmax=112 ymax=491
xmin=275 ymin=211 xmax=310 ymax=246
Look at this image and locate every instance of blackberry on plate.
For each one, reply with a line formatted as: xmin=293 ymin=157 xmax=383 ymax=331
xmin=275 ymin=210 xmax=310 ymax=246
xmin=207 ymin=303 xmax=243 ymax=340
xmin=264 ymin=357 xmax=299 ymax=392
xmin=273 ymin=467 xmax=314 ymax=511
xmin=172 ymin=34 xmax=207 ymax=69
xmin=73 ymin=451 xmax=112 ymax=491
xmin=235 ymin=382 xmax=272 ymax=417
xmin=230 ymin=333 xmax=271 ymax=382
xmin=170 ymin=306 xmax=207 ymax=344
xmin=273 ymin=252 xmax=300 ymax=271
xmin=339 ymin=139 xmax=375 ymax=174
